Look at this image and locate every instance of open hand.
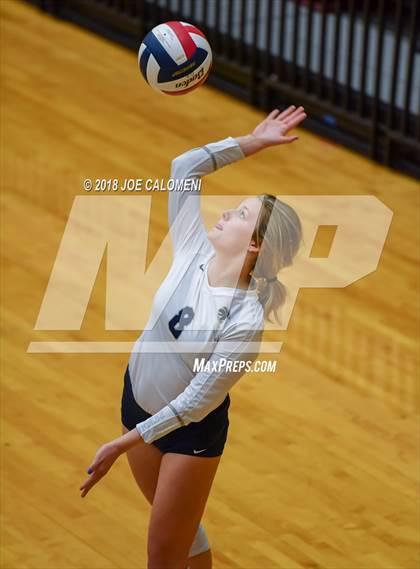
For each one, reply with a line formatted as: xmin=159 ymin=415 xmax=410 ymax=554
xmin=79 ymin=441 xmax=121 ymax=498
xmin=252 ymin=106 xmax=307 ymax=146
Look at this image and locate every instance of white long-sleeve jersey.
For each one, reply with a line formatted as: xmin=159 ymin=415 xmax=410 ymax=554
xmin=128 ymin=136 xmax=264 ymax=444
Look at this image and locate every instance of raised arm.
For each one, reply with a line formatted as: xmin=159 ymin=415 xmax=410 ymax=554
xmin=168 ymin=137 xmax=245 ymax=257
xmin=168 ymin=105 xmax=306 ymax=257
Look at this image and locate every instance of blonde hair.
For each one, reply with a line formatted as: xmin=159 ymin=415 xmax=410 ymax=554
xmin=250 ymin=194 xmax=303 ymax=325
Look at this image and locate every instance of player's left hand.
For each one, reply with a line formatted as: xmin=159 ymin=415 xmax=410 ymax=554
xmin=79 ymin=441 xmax=121 ymax=498
xmin=252 ymin=106 xmax=307 ymax=146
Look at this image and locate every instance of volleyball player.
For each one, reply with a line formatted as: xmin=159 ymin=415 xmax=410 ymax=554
xmin=80 ymin=105 xmax=306 ymax=568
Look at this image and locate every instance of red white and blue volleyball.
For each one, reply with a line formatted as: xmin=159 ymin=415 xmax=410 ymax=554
xmin=138 ymin=21 xmax=212 ymax=95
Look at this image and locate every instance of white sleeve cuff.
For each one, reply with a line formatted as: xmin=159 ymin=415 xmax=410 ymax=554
xmin=135 ymin=403 xmax=185 ymax=444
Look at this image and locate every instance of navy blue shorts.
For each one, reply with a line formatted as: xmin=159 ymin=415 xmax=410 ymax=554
xmin=121 ymin=365 xmax=230 ymax=458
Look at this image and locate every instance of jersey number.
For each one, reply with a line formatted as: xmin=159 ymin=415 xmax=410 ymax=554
xmin=168 ymin=307 xmax=194 ymax=339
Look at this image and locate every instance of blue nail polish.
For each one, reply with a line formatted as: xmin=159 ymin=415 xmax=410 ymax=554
xmin=87 ymin=467 xmax=93 ymax=474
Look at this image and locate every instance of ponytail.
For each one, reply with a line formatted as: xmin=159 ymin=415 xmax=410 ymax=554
xmin=250 ymin=275 xmax=288 ymax=325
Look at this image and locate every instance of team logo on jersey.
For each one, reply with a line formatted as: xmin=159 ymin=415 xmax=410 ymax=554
xmin=217 ymin=306 xmax=230 ymax=321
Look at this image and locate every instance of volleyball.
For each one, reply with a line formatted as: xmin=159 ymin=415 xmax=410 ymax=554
xmin=138 ymin=21 xmax=212 ymax=95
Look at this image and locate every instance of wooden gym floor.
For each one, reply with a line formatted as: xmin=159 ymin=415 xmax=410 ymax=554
xmin=1 ymin=2 xmax=419 ymax=568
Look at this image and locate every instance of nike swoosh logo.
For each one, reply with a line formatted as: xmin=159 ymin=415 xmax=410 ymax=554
xmin=193 ymin=448 xmax=207 ymax=454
